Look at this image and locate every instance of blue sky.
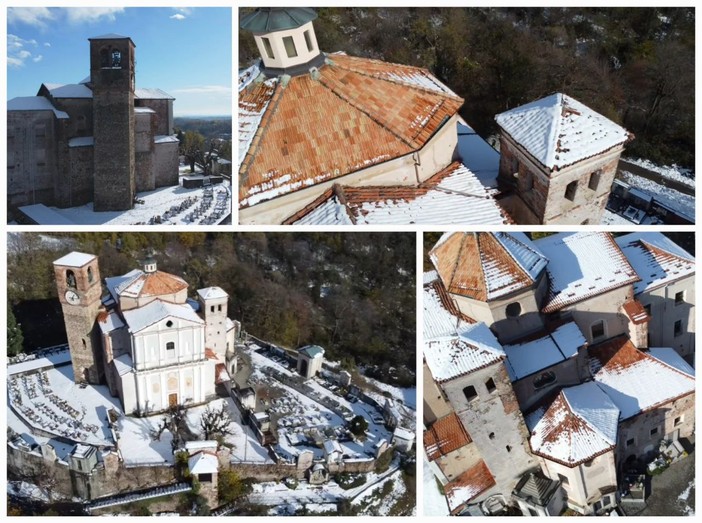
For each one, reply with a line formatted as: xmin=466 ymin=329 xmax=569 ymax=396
xmin=7 ymin=7 xmax=232 ymax=116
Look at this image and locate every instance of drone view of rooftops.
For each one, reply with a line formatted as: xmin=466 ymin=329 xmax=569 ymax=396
xmin=7 ymin=232 xmax=417 ymax=516
xmin=422 ymin=231 xmax=695 ymax=516
xmin=7 ymin=7 xmax=233 ymax=225
xmin=238 ymin=7 xmax=694 ymax=225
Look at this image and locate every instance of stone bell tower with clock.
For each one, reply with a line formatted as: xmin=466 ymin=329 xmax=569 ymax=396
xmin=89 ymin=34 xmax=137 ymax=211
xmin=53 ymin=252 xmax=104 ymax=384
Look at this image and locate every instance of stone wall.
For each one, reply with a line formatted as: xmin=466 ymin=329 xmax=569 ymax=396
xmin=64 ymin=145 xmax=94 ymax=207
xmin=154 ymin=141 xmax=180 ymax=188
xmin=135 ymin=112 xmax=156 ymax=192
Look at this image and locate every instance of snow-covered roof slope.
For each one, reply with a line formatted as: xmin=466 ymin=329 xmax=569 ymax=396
xmin=287 ymin=162 xmax=508 ymax=225
xmin=113 ymin=353 xmax=133 ymax=376
xmin=8 ymin=96 xmax=69 ymax=119
xmin=430 ymin=232 xmax=546 ymax=301
xmin=424 ymin=322 xmax=505 ymax=383
xmin=189 ymin=451 xmax=219 ymax=475
xmin=423 ymin=280 xmax=474 ymax=340
xmin=197 ymin=287 xmax=228 ymax=300
xmin=444 ymin=460 xmax=496 ymax=514
xmin=503 ymin=322 xmax=585 ymax=381
xmin=53 ymin=251 xmax=95 ymax=268
xmin=122 ymin=299 xmax=204 ymax=333
xmin=107 ymin=268 xmax=189 ymax=301
xmin=527 ymin=381 xmax=618 ymax=466
xmin=615 ymin=232 xmax=695 ymax=294
xmin=238 ymin=53 xmax=463 ymax=208
xmin=495 ymin=93 xmax=630 ymax=171
xmin=98 ymin=310 xmax=125 ymax=334
xmin=534 ymin=232 xmax=639 ymax=312
xmin=648 ymin=348 xmax=695 ymax=377
xmin=135 ymin=87 xmax=174 ymax=100
xmin=589 ymin=337 xmax=695 ymax=420
xmin=42 ymin=82 xmax=93 ymax=99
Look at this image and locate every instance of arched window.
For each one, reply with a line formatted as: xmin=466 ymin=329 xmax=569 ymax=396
xmin=505 ymin=302 xmax=522 ymax=318
xmin=87 ymin=266 xmax=94 ymax=283
xmin=66 ymin=270 xmax=77 ymax=289
xmin=111 ymin=49 xmax=122 ymax=67
xmin=533 ymin=371 xmax=556 ymax=389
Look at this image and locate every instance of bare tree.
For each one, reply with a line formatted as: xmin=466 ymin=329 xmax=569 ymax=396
xmin=199 ymin=403 xmax=234 ymax=440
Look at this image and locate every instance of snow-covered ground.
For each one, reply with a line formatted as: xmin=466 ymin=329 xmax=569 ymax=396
xmin=45 ymin=180 xmax=231 ymax=225
xmin=351 ymin=468 xmax=408 ymax=516
xmin=7 ymin=481 xmax=66 ymax=503
xmin=423 ymin=455 xmax=449 ymax=516
xmin=678 ymin=479 xmax=695 ymax=516
xmin=618 ymin=170 xmax=695 ymax=220
xmin=115 ymin=415 xmax=175 ymax=466
xmin=601 ymin=209 xmax=635 ymax=225
xmin=362 ymin=375 xmax=417 ymax=411
xmin=625 ymin=157 xmax=694 ymax=188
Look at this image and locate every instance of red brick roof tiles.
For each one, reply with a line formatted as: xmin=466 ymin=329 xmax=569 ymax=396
xmin=424 ymin=412 xmax=472 ymax=461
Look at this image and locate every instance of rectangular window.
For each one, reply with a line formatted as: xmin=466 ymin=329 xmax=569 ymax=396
xmin=675 ymin=291 xmax=685 ymax=305
xmin=218 ymin=304 xmax=222 ymax=312
xmin=262 ymin=37 xmax=274 ymax=59
xmin=304 ymin=30 xmax=314 ymax=52
xmin=564 ymin=180 xmax=577 ymax=201
xmin=211 ymin=305 xmax=215 ymax=313
xmin=674 ymin=320 xmax=683 ymax=337
xmin=283 ymin=36 xmax=298 ymax=58
xmin=643 ymin=303 xmax=652 ymax=316
xmin=675 ymin=416 xmax=683 ymax=426
xmin=463 ymin=385 xmax=477 ymax=402
xmin=591 ymin=320 xmax=605 ymax=340
xmin=588 ymin=170 xmax=601 ymax=191
xmin=626 ymin=438 xmax=635 ymax=447
xmin=557 ymin=473 xmax=569 ymax=486
xmin=650 ymin=427 xmax=658 ymax=437
xmin=485 ymin=378 xmax=496 ymax=393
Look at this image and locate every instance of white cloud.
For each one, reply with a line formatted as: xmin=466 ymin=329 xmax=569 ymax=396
xmin=172 ymin=85 xmax=232 ymax=95
xmin=33 ymin=55 xmax=44 ymax=63
xmin=7 ymin=7 xmax=55 ymax=28
xmin=44 ymin=42 xmax=51 ymax=47
xmin=170 ymin=14 xmax=186 ymax=21
xmin=174 ymin=8 xmax=193 ymax=15
xmin=63 ymin=7 xmax=125 ymax=25
xmin=7 ymin=34 xmax=42 ymax=68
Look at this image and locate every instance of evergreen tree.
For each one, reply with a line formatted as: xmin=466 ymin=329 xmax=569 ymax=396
xmin=8 ymin=305 xmax=24 ymax=356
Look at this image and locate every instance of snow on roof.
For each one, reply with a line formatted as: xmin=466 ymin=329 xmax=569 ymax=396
xmin=615 ymin=232 xmax=695 ymax=294
xmin=122 ymin=299 xmax=204 ymax=333
xmin=111 ymin=268 xmax=188 ymax=300
xmin=424 ymin=412 xmax=471 ymax=461
xmin=105 ymin=269 xmax=142 ymax=303
xmin=393 ymin=427 xmax=415 ymax=441
xmin=90 ymin=33 xmax=131 ymax=40
xmin=79 ymin=75 xmax=91 ymax=85
xmin=17 ymin=204 xmax=76 ymax=225
xmin=7 ymin=347 xmax=71 ymax=376
xmin=424 ymin=322 xmax=505 ymax=383
xmin=534 ymin=232 xmax=639 ymax=312
xmin=238 ymin=54 xmax=463 ymax=208
xmin=43 ymin=82 xmax=93 ymax=99
xmin=135 ymin=107 xmax=156 ymax=113
xmin=444 ymin=460 xmax=496 ymax=513
xmin=155 ymin=135 xmax=179 ymax=144
xmin=456 ymin=121 xmax=500 ymax=189
xmin=503 ymin=322 xmax=585 ymax=381
xmin=299 ymin=345 xmax=324 ymax=358
xmin=286 ymin=162 xmax=508 ymax=225
xmin=53 ymin=251 xmax=95 ymax=268
xmin=98 ymin=310 xmax=125 ymax=334
xmin=527 ymin=381 xmax=619 ymax=466
xmin=72 ymin=443 xmax=95 ymax=458
xmin=589 ymin=337 xmax=695 ymax=420
xmin=495 ymin=93 xmax=630 ymax=171
xmin=197 ymin=287 xmax=228 ymax=300
xmin=8 ymin=96 xmax=69 ymax=118
xmin=226 ymin=317 xmax=236 ymax=331
xmin=423 ymin=280 xmax=473 ymax=340
xmin=424 ymin=270 xmax=438 ymax=285
xmin=135 ymin=87 xmax=174 ymax=100
xmin=113 ymin=354 xmax=133 ymax=376
xmin=430 ymin=232 xmax=545 ymax=301
xmin=647 ymin=348 xmax=695 ymax=377
xmin=323 ymin=440 xmax=342 ymax=454
xmin=69 ymin=136 xmax=94 ymax=147
xmin=185 ymin=440 xmax=218 ymax=451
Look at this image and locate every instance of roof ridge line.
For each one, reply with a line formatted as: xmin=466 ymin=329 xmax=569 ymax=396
xmin=640 ymin=349 xmax=696 ymax=381
xmin=330 ymin=57 xmax=463 ymax=102
xmin=494 ymin=232 xmax=542 ymax=283
xmin=318 ymin=73 xmax=419 ymax=149
xmin=562 ymin=387 xmax=615 ymax=446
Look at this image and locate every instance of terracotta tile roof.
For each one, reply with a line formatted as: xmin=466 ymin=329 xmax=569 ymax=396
xmin=238 ymin=55 xmax=463 ymax=208
xmin=622 ymin=299 xmax=650 ymax=325
xmin=429 ymin=232 xmax=546 ymax=301
xmin=424 ymin=412 xmax=472 ymax=461
xmin=589 ymin=336 xmax=696 ymax=420
xmin=205 ymin=348 xmax=218 ymax=360
xmin=445 ymin=460 xmax=496 ymax=514
xmin=283 ymin=162 xmax=510 ymax=225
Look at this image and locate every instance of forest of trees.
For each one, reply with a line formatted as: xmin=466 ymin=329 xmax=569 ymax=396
xmin=8 ymin=232 xmax=416 ymax=385
xmin=240 ymin=7 xmax=694 ymax=168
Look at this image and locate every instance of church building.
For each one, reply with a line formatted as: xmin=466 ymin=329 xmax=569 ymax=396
xmin=7 ymin=35 xmax=180 ymax=216
xmin=53 ymin=251 xmax=239 ymax=415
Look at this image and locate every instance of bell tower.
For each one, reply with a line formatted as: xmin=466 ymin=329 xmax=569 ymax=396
xmin=89 ymin=34 xmax=136 ymax=211
xmin=53 ymin=252 xmax=104 ymax=384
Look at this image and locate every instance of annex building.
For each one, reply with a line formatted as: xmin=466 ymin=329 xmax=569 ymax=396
xmin=238 ymin=8 xmax=632 ymax=225
xmin=7 ymin=34 xmax=180 ymax=217
xmin=423 ymin=231 xmax=694 ymax=515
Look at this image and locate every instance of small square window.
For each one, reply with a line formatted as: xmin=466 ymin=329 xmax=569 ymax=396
xmin=485 ymin=378 xmax=496 ymax=393
xmin=626 ymin=438 xmax=635 ymax=447
xmin=674 ymin=320 xmax=683 ymax=337
xmin=675 ymin=291 xmax=685 ymax=305
xmin=463 ymin=385 xmax=477 ymax=402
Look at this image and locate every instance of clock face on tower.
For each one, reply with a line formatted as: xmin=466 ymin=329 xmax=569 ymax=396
xmin=65 ymin=290 xmax=81 ymax=305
